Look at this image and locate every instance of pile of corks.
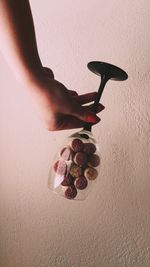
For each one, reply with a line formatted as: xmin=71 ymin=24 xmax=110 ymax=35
xmin=53 ymin=138 xmax=100 ymax=199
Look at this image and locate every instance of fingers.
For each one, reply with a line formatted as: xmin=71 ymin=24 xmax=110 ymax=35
xmin=59 ymin=116 xmax=84 ymax=130
xmin=53 ymin=85 xmax=105 ymax=125
xmin=69 ymin=104 xmax=100 ymax=123
xmin=87 ymin=103 xmax=105 ymax=113
xmin=55 ymin=115 xmax=100 ymax=130
xmin=69 ymin=91 xmax=98 ymax=103
xmin=74 ymin=92 xmax=97 ymax=105
xmin=68 ymin=95 xmax=105 ymax=121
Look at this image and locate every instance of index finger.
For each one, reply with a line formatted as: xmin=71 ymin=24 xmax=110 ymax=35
xmin=74 ymin=92 xmax=97 ymax=105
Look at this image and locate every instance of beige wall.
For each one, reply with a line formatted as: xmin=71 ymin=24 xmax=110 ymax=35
xmin=0 ymin=0 xmax=150 ymax=266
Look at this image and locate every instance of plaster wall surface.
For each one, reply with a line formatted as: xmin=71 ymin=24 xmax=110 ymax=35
xmin=0 ymin=1 xmax=150 ymax=267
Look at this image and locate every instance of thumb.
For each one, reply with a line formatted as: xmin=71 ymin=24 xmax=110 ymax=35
xmin=70 ymin=104 xmax=101 ymax=123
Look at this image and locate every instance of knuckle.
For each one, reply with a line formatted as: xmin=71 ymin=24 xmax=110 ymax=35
xmin=45 ymin=119 xmax=56 ymax=131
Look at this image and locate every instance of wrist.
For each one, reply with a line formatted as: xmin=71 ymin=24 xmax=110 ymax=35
xmin=22 ymin=65 xmax=55 ymax=103
xmin=22 ymin=65 xmax=54 ymax=87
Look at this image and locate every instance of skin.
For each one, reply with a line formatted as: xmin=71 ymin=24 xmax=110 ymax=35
xmin=0 ymin=0 xmax=105 ymax=131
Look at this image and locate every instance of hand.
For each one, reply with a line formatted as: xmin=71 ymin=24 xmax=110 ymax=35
xmin=29 ymin=67 xmax=105 ymax=131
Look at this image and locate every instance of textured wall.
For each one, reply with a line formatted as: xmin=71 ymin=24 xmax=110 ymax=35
xmin=0 ymin=0 xmax=150 ymax=266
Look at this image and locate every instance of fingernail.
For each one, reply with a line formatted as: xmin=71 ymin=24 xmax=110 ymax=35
xmin=86 ymin=115 xmax=100 ymax=123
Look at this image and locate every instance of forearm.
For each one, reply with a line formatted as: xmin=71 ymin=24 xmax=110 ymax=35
xmin=0 ymin=0 xmax=44 ymax=84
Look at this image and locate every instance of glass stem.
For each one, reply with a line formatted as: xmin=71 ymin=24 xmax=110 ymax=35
xmin=83 ymin=74 xmax=109 ymax=132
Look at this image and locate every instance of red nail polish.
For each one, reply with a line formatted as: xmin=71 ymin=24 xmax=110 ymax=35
xmin=86 ymin=115 xmax=100 ymax=123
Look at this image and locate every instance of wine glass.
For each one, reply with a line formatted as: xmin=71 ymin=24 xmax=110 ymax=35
xmin=48 ymin=61 xmax=128 ymax=200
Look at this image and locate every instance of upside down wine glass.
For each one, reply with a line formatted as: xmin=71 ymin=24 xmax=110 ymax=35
xmin=48 ymin=61 xmax=128 ymax=200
